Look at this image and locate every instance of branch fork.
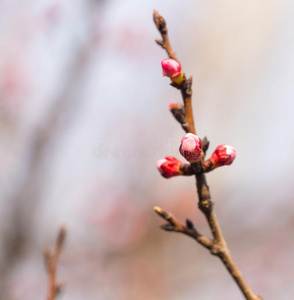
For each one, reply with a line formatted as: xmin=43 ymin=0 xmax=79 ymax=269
xmin=153 ymin=206 xmax=213 ymax=250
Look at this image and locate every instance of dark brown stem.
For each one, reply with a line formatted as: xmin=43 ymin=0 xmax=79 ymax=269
xmin=153 ymin=10 xmax=262 ymax=300
xmin=179 ymin=163 xmax=194 ymax=176
xmin=44 ymin=226 xmax=67 ymax=300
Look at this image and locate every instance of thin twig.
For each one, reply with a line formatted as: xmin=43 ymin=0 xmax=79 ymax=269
xmin=44 ymin=226 xmax=67 ymax=300
xmin=154 ymin=206 xmax=213 ymax=250
xmin=153 ymin=10 xmax=262 ymax=300
xmin=153 ymin=9 xmax=177 ymax=60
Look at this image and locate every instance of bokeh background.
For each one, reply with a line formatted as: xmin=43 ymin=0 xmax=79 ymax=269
xmin=0 ymin=0 xmax=294 ymax=299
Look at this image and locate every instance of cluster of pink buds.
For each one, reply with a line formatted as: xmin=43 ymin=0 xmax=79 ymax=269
xmin=161 ymin=58 xmax=184 ymax=85
xmin=208 ymin=145 xmax=236 ymax=168
xmin=156 ymin=156 xmax=185 ymax=178
xmin=179 ymin=133 xmax=202 ymax=162
xmin=158 ymin=60 xmax=236 ymax=176
xmin=156 ymin=134 xmax=236 ymax=177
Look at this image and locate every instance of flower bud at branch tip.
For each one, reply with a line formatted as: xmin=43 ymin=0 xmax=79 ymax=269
xmin=168 ymin=102 xmax=183 ymax=110
xmin=179 ymin=133 xmax=202 ymax=162
xmin=156 ymin=156 xmax=185 ymax=178
xmin=209 ymin=145 xmax=236 ymax=167
xmin=161 ymin=58 xmax=184 ymax=85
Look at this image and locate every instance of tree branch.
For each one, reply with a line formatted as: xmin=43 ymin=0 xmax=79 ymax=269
xmin=153 ymin=206 xmax=213 ymax=250
xmin=153 ymin=9 xmax=177 ymax=60
xmin=153 ymin=10 xmax=262 ymax=300
xmin=44 ymin=226 xmax=67 ymax=300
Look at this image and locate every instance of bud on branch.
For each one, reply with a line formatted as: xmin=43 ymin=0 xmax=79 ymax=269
xmin=161 ymin=58 xmax=184 ymax=85
xmin=156 ymin=156 xmax=192 ymax=178
xmin=179 ymin=133 xmax=202 ymax=163
xmin=204 ymin=145 xmax=237 ymax=172
xmin=168 ymin=102 xmax=186 ymax=123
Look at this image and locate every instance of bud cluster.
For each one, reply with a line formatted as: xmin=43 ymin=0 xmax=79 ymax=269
xmin=157 ymin=59 xmax=237 ymax=178
xmin=156 ymin=134 xmax=236 ymax=177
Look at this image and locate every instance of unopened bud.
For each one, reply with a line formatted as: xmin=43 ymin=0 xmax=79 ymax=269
xmin=179 ymin=133 xmax=202 ymax=162
xmin=161 ymin=58 xmax=184 ymax=85
xmin=156 ymin=156 xmax=185 ymax=178
xmin=168 ymin=102 xmax=186 ymax=124
xmin=209 ymin=145 xmax=236 ymax=167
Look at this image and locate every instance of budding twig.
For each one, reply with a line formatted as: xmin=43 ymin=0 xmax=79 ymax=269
xmin=153 ymin=10 xmax=262 ymax=300
xmin=169 ymin=102 xmax=190 ymax=132
xmin=44 ymin=226 xmax=67 ymax=300
xmin=153 ymin=9 xmax=177 ymax=60
xmin=154 ymin=206 xmax=213 ymax=250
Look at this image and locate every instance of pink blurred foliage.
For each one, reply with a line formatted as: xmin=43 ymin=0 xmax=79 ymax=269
xmin=0 ymin=59 xmax=29 ymax=113
xmin=6 ymin=268 xmax=46 ymax=300
xmin=242 ymin=222 xmax=294 ymax=293
xmin=59 ymin=229 xmax=163 ymax=298
xmin=90 ymin=194 xmax=149 ymax=251
xmin=69 ymin=257 xmax=164 ymax=300
xmin=116 ymin=26 xmax=150 ymax=58
xmin=40 ymin=4 xmax=62 ymax=31
xmin=114 ymin=259 xmax=163 ymax=300
xmin=159 ymin=191 xmax=206 ymax=227
xmin=90 ymin=17 xmax=104 ymax=47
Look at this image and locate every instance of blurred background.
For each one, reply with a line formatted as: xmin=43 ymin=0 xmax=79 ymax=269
xmin=0 ymin=0 xmax=294 ymax=299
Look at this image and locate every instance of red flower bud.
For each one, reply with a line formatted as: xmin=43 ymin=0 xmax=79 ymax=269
xmin=179 ymin=133 xmax=202 ymax=162
xmin=161 ymin=58 xmax=181 ymax=78
xmin=210 ymin=145 xmax=236 ymax=167
xmin=156 ymin=156 xmax=184 ymax=178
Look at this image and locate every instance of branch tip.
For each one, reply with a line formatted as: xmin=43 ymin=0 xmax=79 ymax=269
xmin=56 ymin=226 xmax=67 ymax=248
xmin=153 ymin=206 xmax=162 ymax=214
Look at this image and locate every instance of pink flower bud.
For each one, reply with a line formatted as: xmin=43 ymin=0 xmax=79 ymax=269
xmin=179 ymin=133 xmax=202 ymax=162
xmin=156 ymin=156 xmax=184 ymax=178
xmin=161 ymin=58 xmax=181 ymax=78
xmin=168 ymin=102 xmax=183 ymax=110
xmin=210 ymin=145 xmax=236 ymax=167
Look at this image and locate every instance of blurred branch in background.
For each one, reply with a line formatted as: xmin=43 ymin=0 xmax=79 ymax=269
xmin=44 ymin=226 xmax=67 ymax=300
xmin=0 ymin=0 xmax=105 ymax=298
